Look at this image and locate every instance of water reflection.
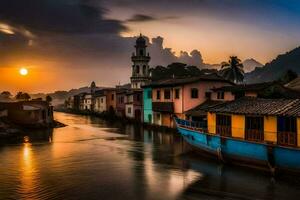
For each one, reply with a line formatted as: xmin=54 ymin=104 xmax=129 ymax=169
xmin=0 ymin=112 xmax=300 ymax=200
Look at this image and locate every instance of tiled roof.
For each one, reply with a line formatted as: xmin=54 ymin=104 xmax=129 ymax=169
xmin=185 ymin=100 xmax=226 ymax=116
xmin=152 ymin=102 xmax=174 ymax=113
xmin=211 ymin=82 xmax=275 ymax=92
xmin=207 ymin=97 xmax=300 ymax=117
xmin=144 ymin=73 xmax=233 ymax=88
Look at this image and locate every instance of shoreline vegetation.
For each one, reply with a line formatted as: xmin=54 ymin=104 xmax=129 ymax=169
xmin=55 ymin=108 xmax=177 ymax=133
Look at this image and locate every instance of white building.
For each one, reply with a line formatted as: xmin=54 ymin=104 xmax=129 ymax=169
xmin=94 ymin=95 xmax=106 ymax=113
xmin=83 ymin=94 xmax=92 ymax=110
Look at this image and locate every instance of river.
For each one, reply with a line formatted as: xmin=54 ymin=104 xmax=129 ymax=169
xmin=1 ymin=112 xmax=300 ymax=200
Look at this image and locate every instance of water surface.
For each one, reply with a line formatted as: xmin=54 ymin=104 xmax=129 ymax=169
xmin=0 ymin=112 xmax=300 ymax=200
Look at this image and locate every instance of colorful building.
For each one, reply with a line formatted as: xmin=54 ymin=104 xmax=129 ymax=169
xmin=143 ymin=87 xmax=153 ymax=123
xmin=205 ymin=97 xmax=300 ymax=146
xmin=144 ymin=74 xmax=233 ymax=127
xmin=175 ymin=97 xmax=300 ymax=172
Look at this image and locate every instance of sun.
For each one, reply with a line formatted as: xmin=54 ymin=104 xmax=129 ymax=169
xmin=19 ymin=68 xmax=28 ymax=76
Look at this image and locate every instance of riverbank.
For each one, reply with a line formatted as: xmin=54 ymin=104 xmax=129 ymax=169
xmin=55 ymin=108 xmax=178 ymax=133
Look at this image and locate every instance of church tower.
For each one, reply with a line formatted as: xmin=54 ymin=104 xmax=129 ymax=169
xmin=130 ymin=34 xmax=151 ymax=89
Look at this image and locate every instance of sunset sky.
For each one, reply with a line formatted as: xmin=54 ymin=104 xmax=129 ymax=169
xmin=1 ymin=0 xmax=300 ymax=93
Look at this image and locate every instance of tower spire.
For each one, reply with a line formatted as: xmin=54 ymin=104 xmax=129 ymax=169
xmin=130 ymin=35 xmax=151 ymax=89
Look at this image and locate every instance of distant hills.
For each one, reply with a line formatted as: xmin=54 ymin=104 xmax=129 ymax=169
xmin=243 ymin=58 xmax=263 ymax=73
xmin=245 ymin=47 xmax=300 ymax=83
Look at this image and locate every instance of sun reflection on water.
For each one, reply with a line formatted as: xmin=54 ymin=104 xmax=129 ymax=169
xmin=19 ymin=137 xmax=38 ymax=199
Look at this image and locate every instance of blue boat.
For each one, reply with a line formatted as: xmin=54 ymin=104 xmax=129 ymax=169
xmin=175 ymin=117 xmax=300 ymax=174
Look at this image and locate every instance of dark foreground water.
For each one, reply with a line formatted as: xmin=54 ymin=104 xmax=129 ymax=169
xmin=1 ymin=112 xmax=300 ymax=200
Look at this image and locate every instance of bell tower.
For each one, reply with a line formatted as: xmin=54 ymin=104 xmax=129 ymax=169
xmin=130 ymin=34 xmax=151 ymax=89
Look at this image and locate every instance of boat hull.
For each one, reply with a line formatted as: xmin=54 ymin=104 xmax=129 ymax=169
xmin=177 ymin=125 xmax=300 ymax=173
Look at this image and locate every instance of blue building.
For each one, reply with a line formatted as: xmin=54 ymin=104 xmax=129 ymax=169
xmin=143 ymin=87 xmax=153 ymax=123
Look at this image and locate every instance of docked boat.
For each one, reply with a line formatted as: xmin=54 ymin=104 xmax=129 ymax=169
xmin=175 ymin=98 xmax=300 ymax=174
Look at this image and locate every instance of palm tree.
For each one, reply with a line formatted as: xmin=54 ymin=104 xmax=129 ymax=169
xmin=220 ymin=56 xmax=244 ymax=83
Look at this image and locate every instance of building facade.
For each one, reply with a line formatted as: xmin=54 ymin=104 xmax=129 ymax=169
xmin=0 ymin=100 xmax=54 ymax=127
xmin=125 ymin=90 xmax=143 ymax=121
xmin=144 ymin=74 xmax=233 ymax=127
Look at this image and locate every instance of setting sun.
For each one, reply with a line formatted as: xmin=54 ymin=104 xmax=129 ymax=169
xmin=19 ymin=68 xmax=28 ymax=76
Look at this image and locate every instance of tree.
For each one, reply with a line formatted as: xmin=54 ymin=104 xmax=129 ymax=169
xmin=0 ymin=91 xmax=12 ymax=100
xmin=46 ymin=95 xmax=53 ymax=103
xmin=279 ymin=69 xmax=298 ymax=84
xmin=220 ymin=56 xmax=244 ymax=83
xmin=15 ymin=92 xmax=31 ymax=101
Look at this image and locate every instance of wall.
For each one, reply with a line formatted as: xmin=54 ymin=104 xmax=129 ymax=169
xmin=143 ymin=87 xmax=153 ymax=123
xmin=183 ymin=81 xmax=232 ymax=112
xmin=207 ymin=112 xmax=216 ymax=134
xmin=125 ymin=104 xmax=134 ymax=118
xmin=116 ymin=92 xmax=126 ymax=116
xmin=211 ymin=91 xmax=235 ymax=101
xmin=106 ymin=90 xmax=116 ymax=111
xmin=245 ymin=91 xmax=258 ymax=97
xmin=264 ymin=116 xmax=277 ymax=143
xmin=232 ymin=115 xmax=245 ymax=138
xmin=162 ymin=113 xmax=173 ymax=127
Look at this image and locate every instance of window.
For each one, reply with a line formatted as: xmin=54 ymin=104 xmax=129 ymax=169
xmin=101 ymin=98 xmax=103 ymax=103
xmin=136 ymin=94 xmax=140 ymax=102
xmin=277 ymin=116 xmax=297 ymax=146
xmin=143 ymin=65 xmax=147 ymax=75
xmin=136 ymin=65 xmax=140 ymax=74
xmin=111 ymin=94 xmax=114 ymax=101
xmin=205 ymin=92 xmax=211 ymax=99
xmin=164 ymin=89 xmax=171 ymax=99
xmin=217 ymin=91 xmax=225 ymax=100
xmin=216 ymin=114 xmax=231 ymax=137
xmin=121 ymin=96 xmax=124 ymax=103
xmin=147 ymin=90 xmax=152 ymax=99
xmin=191 ymin=88 xmax=198 ymax=99
xmin=175 ymin=89 xmax=180 ymax=99
xmin=128 ymin=107 xmax=131 ymax=114
xmin=139 ymin=49 xmax=144 ymax=56
xmin=156 ymin=90 xmax=161 ymax=100
xmin=245 ymin=116 xmax=264 ymax=142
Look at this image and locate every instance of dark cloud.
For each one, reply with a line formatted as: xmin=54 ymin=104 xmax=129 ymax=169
xmin=0 ymin=0 xmax=127 ymax=34
xmin=0 ymin=0 xmax=208 ymax=92
xmin=126 ymin=14 xmax=179 ymax=22
xmin=127 ymin=14 xmax=156 ymax=22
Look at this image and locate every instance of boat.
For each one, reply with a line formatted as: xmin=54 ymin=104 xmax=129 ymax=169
xmin=175 ymin=117 xmax=300 ymax=174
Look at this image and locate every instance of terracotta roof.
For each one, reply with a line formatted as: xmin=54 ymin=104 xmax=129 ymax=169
xmin=211 ymin=82 xmax=275 ymax=92
xmin=185 ymin=100 xmax=226 ymax=116
xmin=144 ymin=73 xmax=233 ymax=88
xmin=207 ymin=97 xmax=300 ymax=117
xmin=152 ymin=102 xmax=174 ymax=113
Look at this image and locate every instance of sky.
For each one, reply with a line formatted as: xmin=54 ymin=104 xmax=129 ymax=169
xmin=1 ymin=0 xmax=300 ymax=93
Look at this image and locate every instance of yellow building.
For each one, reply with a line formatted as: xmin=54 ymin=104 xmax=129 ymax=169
xmin=202 ymin=98 xmax=300 ymax=147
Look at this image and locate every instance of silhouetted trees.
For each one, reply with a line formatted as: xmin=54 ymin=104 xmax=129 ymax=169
xmin=46 ymin=95 xmax=53 ymax=103
xmin=0 ymin=91 xmax=12 ymax=100
xmin=220 ymin=56 xmax=244 ymax=83
xmin=15 ymin=92 xmax=31 ymax=101
xmin=150 ymin=62 xmax=216 ymax=81
xmin=278 ymin=69 xmax=298 ymax=84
